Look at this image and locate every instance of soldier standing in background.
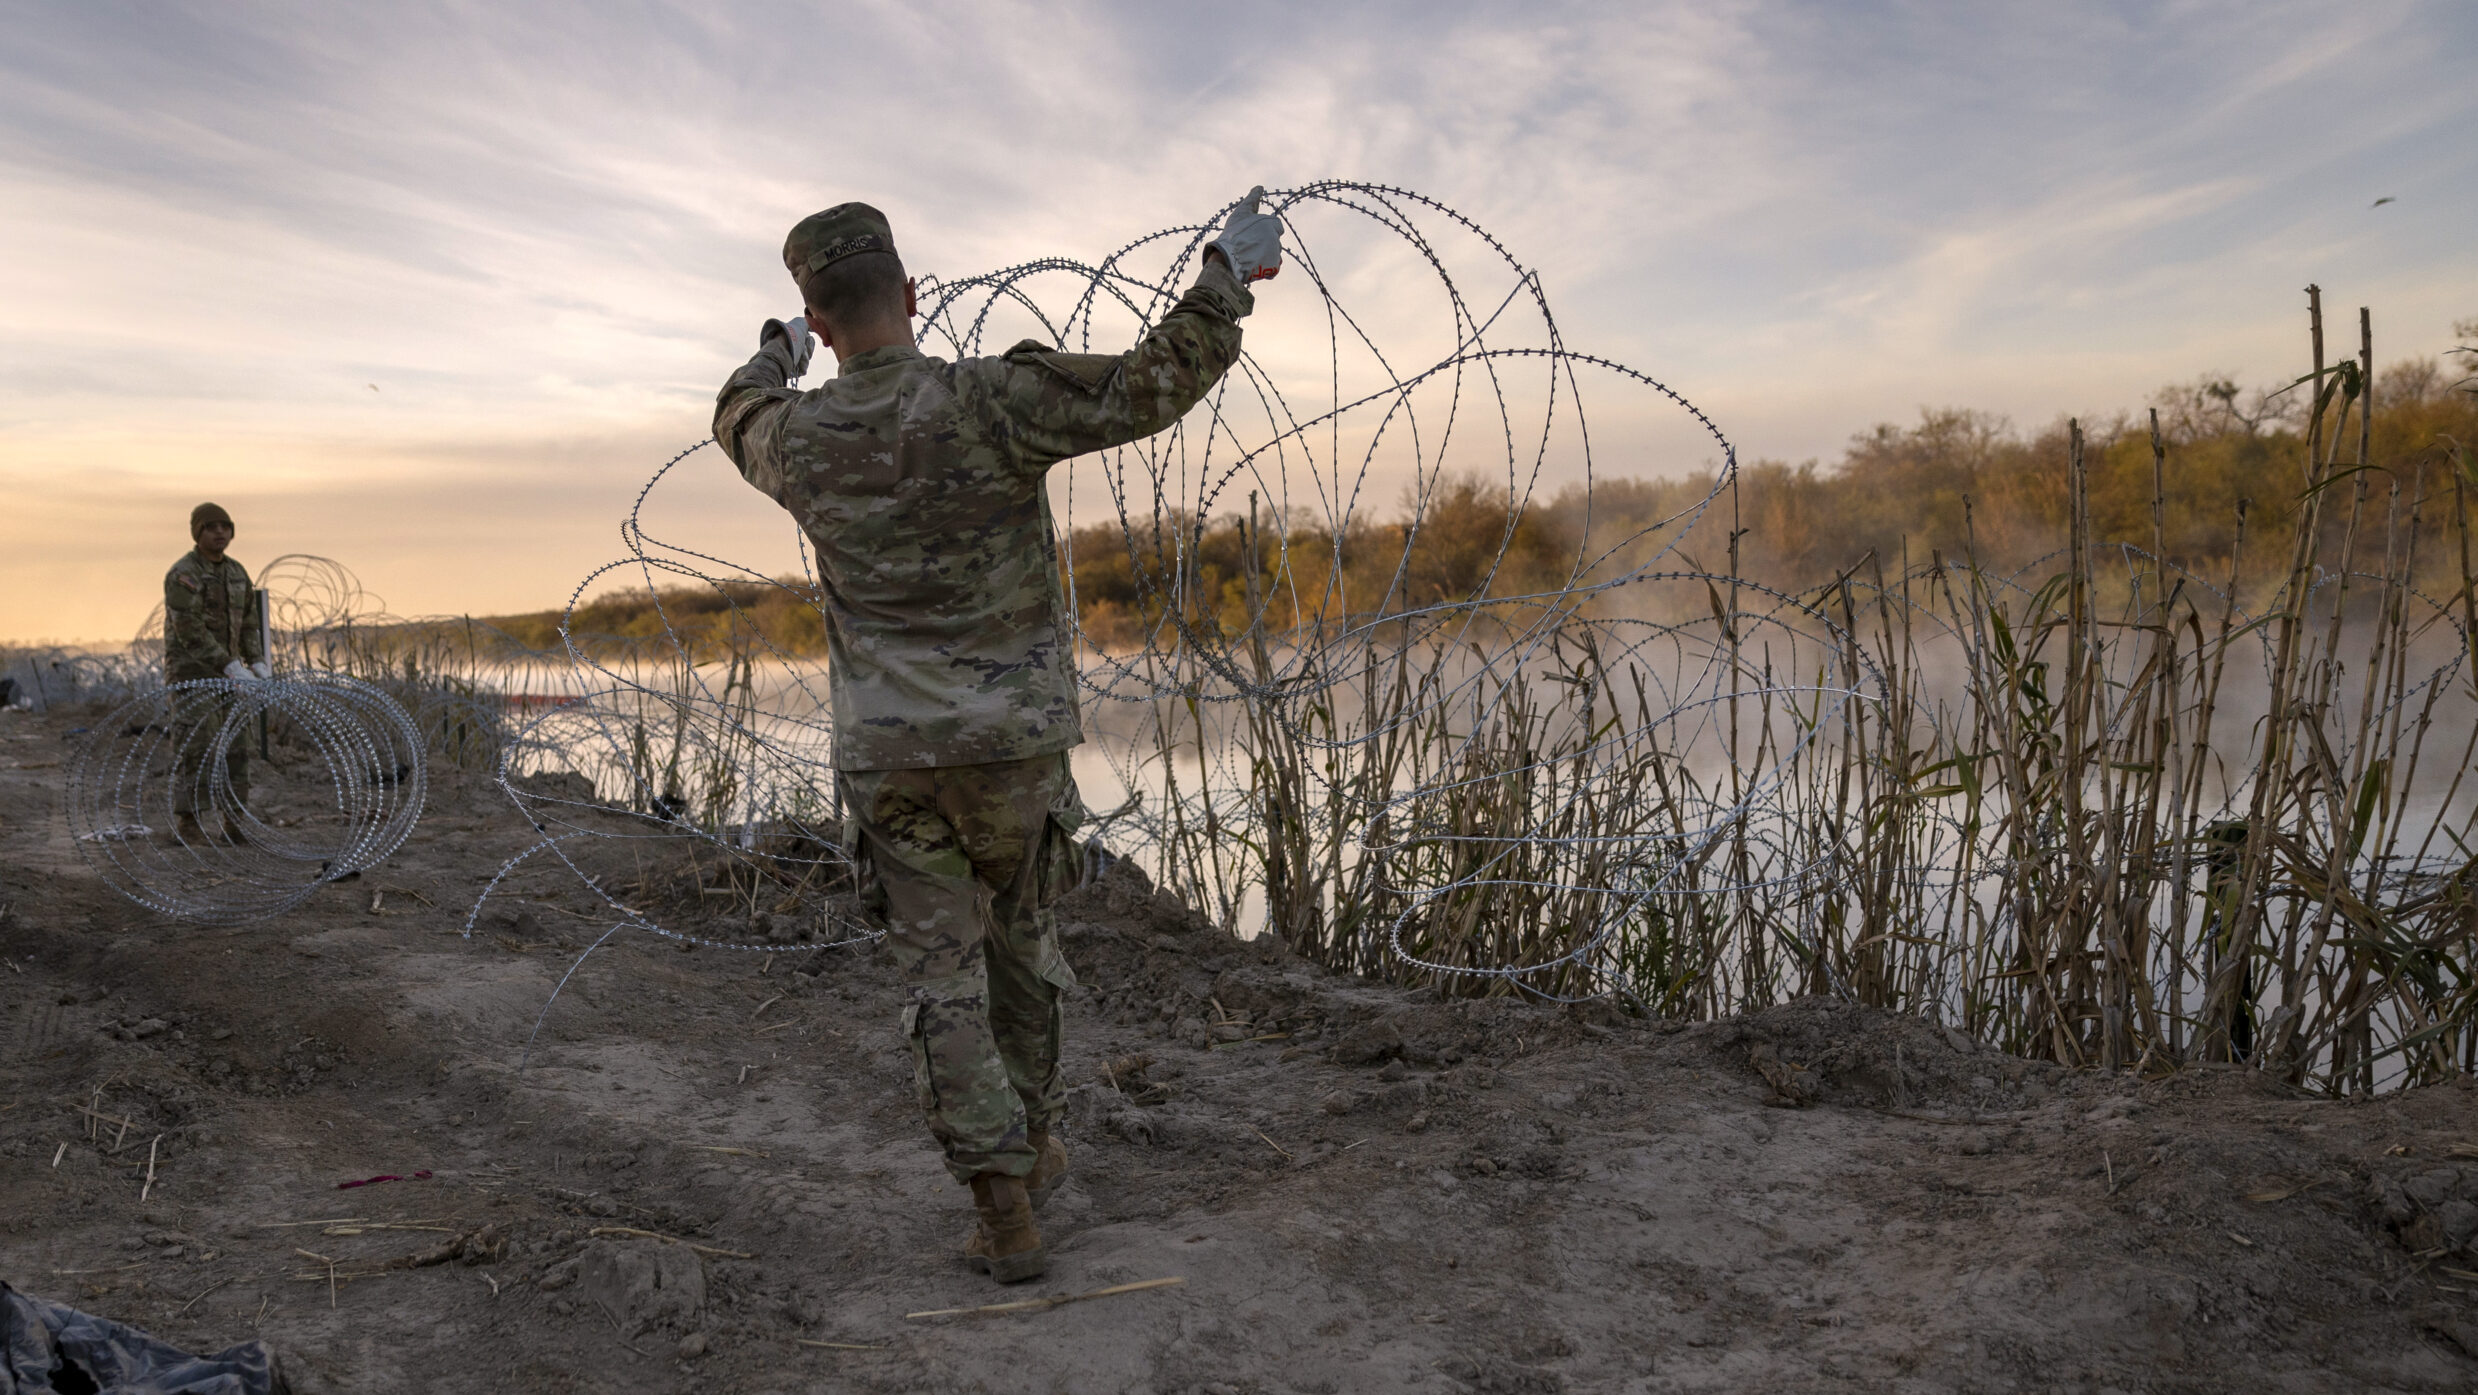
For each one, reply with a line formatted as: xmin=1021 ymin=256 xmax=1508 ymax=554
xmin=164 ymin=502 xmax=268 ymax=842
xmin=713 ymin=193 xmax=1283 ymax=1283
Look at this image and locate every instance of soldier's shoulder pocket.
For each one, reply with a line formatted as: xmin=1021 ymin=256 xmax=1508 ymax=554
xmin=1002 ymin=341 xmax=1121 ymax=395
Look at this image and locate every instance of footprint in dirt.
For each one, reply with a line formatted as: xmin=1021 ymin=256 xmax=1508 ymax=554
xmin=8 ymin=999 xmax=70 ymax=1064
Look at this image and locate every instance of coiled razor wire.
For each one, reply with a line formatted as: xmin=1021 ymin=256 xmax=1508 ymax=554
xmin=66 ymin=674 xmax=426 ymax=924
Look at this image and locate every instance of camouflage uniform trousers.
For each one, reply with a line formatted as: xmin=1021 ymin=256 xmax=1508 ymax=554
xmin=167 ymin=689 xmax=250 ymax=819
xmin=838 ymin=753 xmax=1084 ymax=1184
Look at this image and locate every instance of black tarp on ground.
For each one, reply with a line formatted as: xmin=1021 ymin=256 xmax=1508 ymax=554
xmin=0 ymin=1283 xmax=285 ymax=1395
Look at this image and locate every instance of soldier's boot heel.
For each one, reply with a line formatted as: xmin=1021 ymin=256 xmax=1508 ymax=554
xmin=1026 ymin=1130 xmax=1069 ymax=1211
xmin=964 ymin=1173 xmax=1046 ymax=1284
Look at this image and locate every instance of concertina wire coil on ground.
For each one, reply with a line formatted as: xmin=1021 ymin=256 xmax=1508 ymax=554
xmin=66 ymin=673 xmax=427 ymax=925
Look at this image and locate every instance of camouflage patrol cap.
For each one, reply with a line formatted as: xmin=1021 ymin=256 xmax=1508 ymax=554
xmin=191 ymin=501 xmax=233 ymax=539
xmin=783 ymin=203 xmax=899 ymax=283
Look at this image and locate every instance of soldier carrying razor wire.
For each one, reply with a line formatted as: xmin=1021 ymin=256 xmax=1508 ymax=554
xmin=712 ymin=191 xmax=1283 ymax=1284
xmin=162 ymin=501 xmax=268 ymax=843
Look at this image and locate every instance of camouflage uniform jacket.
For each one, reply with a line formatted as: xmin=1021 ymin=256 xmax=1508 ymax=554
xmin=714 ymin=258 xmax=1254 ymax=770
xmin=163 ymin=551 xmax=263 ymax=683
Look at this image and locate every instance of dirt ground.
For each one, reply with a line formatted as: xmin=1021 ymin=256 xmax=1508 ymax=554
xmin=6 ymin=703 xmax=2478 ymax=1394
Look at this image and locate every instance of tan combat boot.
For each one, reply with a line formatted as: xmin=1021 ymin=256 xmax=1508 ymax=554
xmin=1026 ymin=1129 xmax=1069 ymax=1211
xmin=963 ymin=1172 xmax=1047 ymax=1283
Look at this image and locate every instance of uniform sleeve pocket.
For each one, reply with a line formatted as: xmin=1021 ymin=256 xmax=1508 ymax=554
xmin=1011 ymin=348 xmax=1122 ymax=395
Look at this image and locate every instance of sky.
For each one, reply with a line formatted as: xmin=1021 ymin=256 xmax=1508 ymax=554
xmin=3 ymin=0 xmax=2472 ymax=643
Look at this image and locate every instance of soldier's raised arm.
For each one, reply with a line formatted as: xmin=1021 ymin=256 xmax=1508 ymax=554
xmin=711 ymin=316 xmax=815 ymax=502
xmin=959 ymin=188 xmax=1285 ymax=472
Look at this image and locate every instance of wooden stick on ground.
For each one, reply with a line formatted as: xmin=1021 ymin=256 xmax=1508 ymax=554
xmin=904 ymin=1276 xmax=1185 ymax=1321
xmin=64 ymin=1101 xmax=138 ymax=1134
xmin=140 ymin=1134 xmax=161 ymax=1201
xmin=585 ymin=1226 xmax=755 ymax=1260
xmin=796 ymin=1339 xmax=890 ymax=1350
xmin=178 ymin=1276 xmax=232 ymax=1316
xmin=295 ymin=1249 xmax=338 ymax=1308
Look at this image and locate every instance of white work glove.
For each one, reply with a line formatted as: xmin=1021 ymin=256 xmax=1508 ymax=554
xmin=222 ymin=659 xmax=255 ymax=683
xmin=761 ymin=315 xmax=814 ymax=377
xmin=1207 ymin=186 xmax=1283 ymax=284
xmin=250 ymin=660 xmax=272 ymax=681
